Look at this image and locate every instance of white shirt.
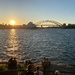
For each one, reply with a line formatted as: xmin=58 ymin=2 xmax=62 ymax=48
xmin=34 ymin=70 xmax=43 ymax=75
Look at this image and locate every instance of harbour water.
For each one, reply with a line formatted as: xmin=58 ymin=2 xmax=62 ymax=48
xmin=0 ymin=29 xmax=75 ymax=64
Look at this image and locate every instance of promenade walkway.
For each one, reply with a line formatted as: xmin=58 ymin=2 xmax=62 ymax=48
xmin=34 ymin=62 xmax=75 ymax=75
xmin=0 ymin=62 xmax=75 ymax=75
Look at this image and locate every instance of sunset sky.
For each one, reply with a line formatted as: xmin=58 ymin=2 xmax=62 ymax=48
xmin=0 ymin=0 xmax=75 ymax=25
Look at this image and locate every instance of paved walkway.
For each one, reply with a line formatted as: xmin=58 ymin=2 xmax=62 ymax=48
xmin=34 ymin=62 xmax=75 ymax=75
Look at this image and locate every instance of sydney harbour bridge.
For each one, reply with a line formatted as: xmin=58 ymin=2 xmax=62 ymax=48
xmin=35 ymin=20 xmax=63 ymax=28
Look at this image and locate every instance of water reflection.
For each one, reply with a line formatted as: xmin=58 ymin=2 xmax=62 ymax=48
xmin=0 ymin=29 xmax=75 ymax=64
xmin=6 ymin=29 xmax=20 ymax=57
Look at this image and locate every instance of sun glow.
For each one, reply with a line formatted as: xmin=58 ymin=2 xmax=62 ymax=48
xmin=10 ymin=20 xmax=16 ymax=25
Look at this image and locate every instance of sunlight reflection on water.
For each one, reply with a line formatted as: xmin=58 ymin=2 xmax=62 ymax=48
xmin=0 ymin=29 xmax=75 ymax=64
xmin=4 ymin=29 xmax=22 ymax=60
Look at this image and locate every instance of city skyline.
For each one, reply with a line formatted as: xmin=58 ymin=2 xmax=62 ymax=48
xmin=0 ymin=0 xmax=75 ymax=25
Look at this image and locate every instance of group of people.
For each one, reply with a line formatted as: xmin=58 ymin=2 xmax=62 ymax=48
xmin=7 ymin=57 xmax=60 ymax=75
xmin=26 ymin=65 xmax=43 ymax=75
xmin=23 ymin=60 xmax=41 ymax=75
xmin=23 ymin=57 xmax=60 ymax=75
xmin=8 ymin=57 xmax=17 ymax=70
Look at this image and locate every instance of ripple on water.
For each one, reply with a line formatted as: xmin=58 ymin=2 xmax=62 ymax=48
xmin=0 ymin=29 xmax=75 ymax=64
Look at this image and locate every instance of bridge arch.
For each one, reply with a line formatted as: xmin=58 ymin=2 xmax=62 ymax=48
xmin=35 ymin=20 xmax=62 ymax=27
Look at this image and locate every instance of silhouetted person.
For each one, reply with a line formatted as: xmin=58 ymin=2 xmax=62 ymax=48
xmin=13 ymin=58 xmax=17 ymax=69
xmin=28 ymin=60 xmax=32 ymax=65
xmin=26 ymin=64 xmax=34 ymax=75
xmin=8 ymin=57 xmax=14 ymax=70
xmin=8 ymin=57 xmax=18 ymax=75
xmin=24 ymin=60 xmax=28 ymax=70
xmin=8 ymin=57 xmax=17 ymax=69
xmin=42 ymin=57 xmax=50 ymax=75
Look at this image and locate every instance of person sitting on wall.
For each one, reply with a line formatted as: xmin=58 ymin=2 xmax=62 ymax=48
xmin=54 ymin=70 xmax=60 ymax=75
xmin=34 ymin=66 xmax=43 ymax=75
xmin=26 ymin=64 xmax=34 ymax=75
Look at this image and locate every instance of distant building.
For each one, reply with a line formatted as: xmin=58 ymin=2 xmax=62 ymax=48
xmin=26 ymin=22 xmax=36 ymax=28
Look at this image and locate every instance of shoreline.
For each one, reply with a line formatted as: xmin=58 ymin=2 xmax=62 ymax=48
xmin=33 ymin=62 xmax=75 ymax=72
xmin=0 ymin=61 xmax=75 ymax=75
xmin=0 ymin=61 xmax=75 ymax=73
